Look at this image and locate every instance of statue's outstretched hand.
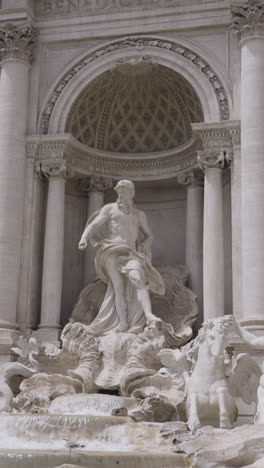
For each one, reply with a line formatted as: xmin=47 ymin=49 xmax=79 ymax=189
xmin=79 ymin=239 xmax=87 ymax=250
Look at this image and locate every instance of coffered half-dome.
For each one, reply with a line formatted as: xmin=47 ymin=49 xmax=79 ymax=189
xmin=66 ymin=63 xmax=203 ymax=154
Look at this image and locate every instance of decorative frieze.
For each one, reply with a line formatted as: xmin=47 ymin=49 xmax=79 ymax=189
xmin=40 ymin=36 xmax=230 ymax=134
xmin=191 ymin=122 xmax=236 ymax=171
xmin=27 ymin=135 xmax=200 ymax=180
xmin=177 ymin=168 xmax=204 ymax=187
xmin=231 ymin=0 xmax=264 ymax=40
xmin=0 ymin=22 xmax=38 ymax=64
xmin=228 ymin=123 xmax=241 ymax=147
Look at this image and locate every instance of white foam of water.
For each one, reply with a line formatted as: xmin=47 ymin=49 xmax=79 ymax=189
xmin=0 ymin=427 xmax=134 ymax=453
xmin=48 ymin=394 xmax=139 ymax=416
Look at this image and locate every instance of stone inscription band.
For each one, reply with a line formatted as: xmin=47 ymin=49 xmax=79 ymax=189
xmin=36 ymin=0 xmax=174 ymax=16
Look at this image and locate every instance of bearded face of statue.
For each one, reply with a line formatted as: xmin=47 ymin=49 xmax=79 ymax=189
xmin=114 ymin=180 xmax=135 ymax=202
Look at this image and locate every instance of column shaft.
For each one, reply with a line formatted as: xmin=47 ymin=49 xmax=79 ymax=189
xmin=203 ymin=168 xmax=224 ymax=320
xmin=38 ymin=175 xmax=65 ymax=343
xmin=0 ymin=59 xmax=30 ymax=332
xmin=231 ymin=0 xmax=264 ymax=332
xmin=84 ymin=190 xmax=105 ymax=285
xmin=230 ymin=144 xmax=242 ymax=319
xmin=186 ymin=185 xmax=204 ymax=328
xmin=240 ymin=38 xmax=264 ymax=331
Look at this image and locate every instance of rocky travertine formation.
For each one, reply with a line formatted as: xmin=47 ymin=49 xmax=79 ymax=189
xmin=174 ymin=425 xmax=264 ymax=468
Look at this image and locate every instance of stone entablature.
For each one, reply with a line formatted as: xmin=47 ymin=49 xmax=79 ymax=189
xmin=192 ymin=121 xmax=240 ymax=169
xmin=197 ymin=150 xmax=232 ymax=170
xmin=34 ymin=0 xmax=227 ymax=17
xmin=191 ymin=121 xmax=240 ymax=153
xmin=26 ymin=134 xmax=201 ymax=181
xmin=35 ymin=0 xmax=175 ymax=16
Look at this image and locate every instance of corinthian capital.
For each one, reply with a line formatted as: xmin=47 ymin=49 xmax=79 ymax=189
xmin=198 ymin=151 xmax=233 ymax=171
xmin=80 ymin=176 xmax=113 ymax=194
xmin=231 ymin=0 xmax=264 ymax=40
xmin=37 ymin=161 xmax=68 ymax=180
xmin=0 ymin=22 xmax=38 ymax=64
xmin=177 ymin=168 xmax=204 ymax=187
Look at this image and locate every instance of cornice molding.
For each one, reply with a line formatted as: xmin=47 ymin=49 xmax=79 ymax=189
xmin=26 ymin=134 xmax=201 ymax=181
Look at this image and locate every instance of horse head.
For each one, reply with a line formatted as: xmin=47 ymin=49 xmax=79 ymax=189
xmin=205 ymin=315 xmax=234 ymax=361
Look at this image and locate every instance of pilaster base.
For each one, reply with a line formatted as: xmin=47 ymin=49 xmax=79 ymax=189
xmin=240 ymin=318 xmax=264 ymax=336
xmin=32 ymin=327 xmax=61 ymax=347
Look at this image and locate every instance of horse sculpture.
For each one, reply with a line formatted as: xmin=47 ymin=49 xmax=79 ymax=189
xmin=159 ymin=315 xmax=261 ymax=431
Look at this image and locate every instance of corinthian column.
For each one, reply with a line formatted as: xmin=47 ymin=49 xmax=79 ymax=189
xmin=231 ymin=1 xmax=264 ymax=333
xmin=0 ymin=23 xmax=37 ymax=350
xmin=192 ymin=122 xmax=233 ymax=321
xmin=81 ymin=177 xmax=112 ymax=285
xmin=34 ymin=161 xmax=68 ymax=345
xmin=177 ymin=168 xmax=204 ymax=328
xmin=198 ymin=152 xmax=230 ymax=320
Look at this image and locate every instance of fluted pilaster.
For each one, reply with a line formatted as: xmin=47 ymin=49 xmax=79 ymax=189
xmin=231 ymin=0 xmax=264 ymax=333
xmin=0 ymin=22 xmax=37 ymax=354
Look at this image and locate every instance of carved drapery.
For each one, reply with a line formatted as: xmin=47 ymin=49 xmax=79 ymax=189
xmin=0 ymin=22 xmax=38 ymax=64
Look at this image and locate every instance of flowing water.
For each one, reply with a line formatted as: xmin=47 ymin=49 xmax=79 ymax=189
xmin=48 ymin=393 xmax=139 ymax=415
xmin=0 ymin=394 xmax=189 ymax=468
